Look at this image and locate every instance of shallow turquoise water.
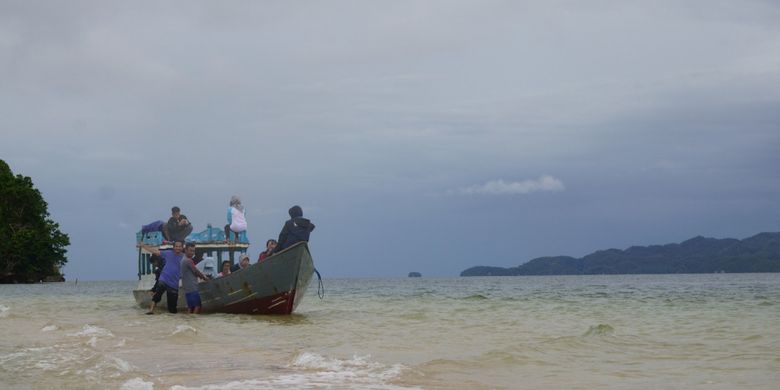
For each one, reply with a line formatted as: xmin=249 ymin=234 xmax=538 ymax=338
xmin=1 ymin=274 xmax=779 ymax=389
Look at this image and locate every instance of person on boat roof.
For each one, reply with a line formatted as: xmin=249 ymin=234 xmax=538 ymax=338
xmin=273 ymin=205 xmax=315 ymax=254
xmin=163 ymin=206 xmax=193 ymax=243
xmin=225 ymin=196 xmax=247 ymax=243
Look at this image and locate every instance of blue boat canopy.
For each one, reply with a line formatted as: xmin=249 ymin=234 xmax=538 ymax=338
xmin=136 ymin=224 xmax=249 ymax=246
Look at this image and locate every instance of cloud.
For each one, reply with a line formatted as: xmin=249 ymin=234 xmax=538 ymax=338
xmin=2 ymin=2 xmax=779 ymax=279
xmin=450 ymin=175 xmax=565 ymax=195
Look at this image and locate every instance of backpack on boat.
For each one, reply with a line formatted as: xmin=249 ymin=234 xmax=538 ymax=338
xmin=141 ymin=220 xmax=164 ymax=234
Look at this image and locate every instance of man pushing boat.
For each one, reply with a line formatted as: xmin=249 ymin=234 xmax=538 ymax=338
xmin=139 ymin=240 xmax=184 ymax=314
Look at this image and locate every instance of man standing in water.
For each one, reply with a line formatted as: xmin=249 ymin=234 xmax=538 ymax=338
xmin=139 ymin=240 xmax=184 ymax=314
xmin=180 ymin=242 xmax=210 ymax=314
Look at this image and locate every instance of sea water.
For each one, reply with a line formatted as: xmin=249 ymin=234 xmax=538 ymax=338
xmin=1 ymin=274 xmax=778 ymax=389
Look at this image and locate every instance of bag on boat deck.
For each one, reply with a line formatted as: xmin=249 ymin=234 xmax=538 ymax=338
xmin=141 ymin=220 xmax=164 ymax=234
xmin=196 ymin=257 xmax=218 ymax=278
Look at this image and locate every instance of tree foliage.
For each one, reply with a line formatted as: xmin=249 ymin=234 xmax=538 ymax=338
xmin=0 ymin=160 xmax=70 ymax=283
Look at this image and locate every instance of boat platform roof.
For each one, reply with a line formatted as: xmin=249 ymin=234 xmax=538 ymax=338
xmin=152 ymin=241 xmax=250 ymax=250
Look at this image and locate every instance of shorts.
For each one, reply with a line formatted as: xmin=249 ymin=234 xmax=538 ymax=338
xmin=152 ymin=281 xmax=179 ymax=314
xmin=185 ymin=291 xmax=202 ymax=309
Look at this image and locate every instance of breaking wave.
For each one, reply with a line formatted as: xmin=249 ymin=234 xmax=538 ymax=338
xmin=68 ymin=324 xmax=114 ymax=338
xmin=121 ymin=377 xmax=155 ymax=390
xmin=168 ymin=352 xmax=417 ymax=390
xmin=172 ymin=325 xmax=198 ymax=336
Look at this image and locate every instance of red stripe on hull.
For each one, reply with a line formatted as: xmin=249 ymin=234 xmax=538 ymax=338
xmin=216 ymin=289 xmax=298 ymax=315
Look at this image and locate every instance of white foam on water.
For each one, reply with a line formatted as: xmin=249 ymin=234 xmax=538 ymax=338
xmin=0 ymin=304 xmax=9 ymax=318
xmin=286 ymin=352 xmax=412 ymax=388
xmin=115 ymin=338 xmax=127 ymax=347
xmin=0 ymin=351 xmax=27 ymax=366
xmin=169 ymin=352 xmax=418 ymax=390
xmin=68 ymin=324 xmax=114 ymax=338
xmin=109 ymin=356 xmax=134 ymax=372
xmin=121 ymin=378 xmax=155 ymax=390
xmin=172 ymin=378 xmax=417 ymax=390
xmin=34 ymin=361 xmax=58 ymax=370
xmin=1 ymin=345 xmax=86 ymax=374
xmin=0 ymin=335 xmax=137 ymax=383
xmin=292 ymin=352 xmax=406 ymax=378
xmin=169 ymin=380 xmax=265 ymax=390
xmin=291 ymin=351 xmax=332 ymax=369
xmin=0 ymin=347 xmax=54 ymax=367
xmin=41 ymin=325 xmax=58 ymax=332
xmin=172 ymin=325 xmax=197 ymax=335
xmin=74 ymin=355 xmax=137 ymax=381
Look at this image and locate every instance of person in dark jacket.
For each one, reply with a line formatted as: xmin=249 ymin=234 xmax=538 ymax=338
xmin=274 ymin=205 xmax=315 ymax=253
xmin=163 ymin=206 xmax=193 ymax=242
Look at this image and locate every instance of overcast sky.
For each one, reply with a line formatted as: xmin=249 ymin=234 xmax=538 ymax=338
xmin=2 ymin=1 xmax=779 ymax=280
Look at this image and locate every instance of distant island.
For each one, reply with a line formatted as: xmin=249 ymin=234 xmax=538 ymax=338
xmin=461 ymin=232 xmax=780 ymax=276
xmin=408 ymin=272 xmax=422 ymax=278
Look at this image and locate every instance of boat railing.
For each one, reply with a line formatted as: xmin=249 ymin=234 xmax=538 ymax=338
xmin=135 ymin=224 xmax=250 ymax=280
xmin=136 ymin=224 xmax=249 ymax=247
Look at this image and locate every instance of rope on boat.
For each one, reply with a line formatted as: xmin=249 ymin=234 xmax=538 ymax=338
xmin=314 ymin=268 xmax=324 ymax=299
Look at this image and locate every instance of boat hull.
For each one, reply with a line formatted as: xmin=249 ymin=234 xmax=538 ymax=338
xmin=133 ymin=242 xmax=315 ymax=315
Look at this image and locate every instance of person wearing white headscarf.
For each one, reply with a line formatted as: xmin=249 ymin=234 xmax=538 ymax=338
xmin=224 ymin=195 xmax=247 ymax=243
xmin=230 ymin=253 xmax=251 ymax=272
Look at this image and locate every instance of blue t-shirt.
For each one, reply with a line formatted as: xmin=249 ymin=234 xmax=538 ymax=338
xmin=159 ymin=250 xmax=183 ymax=288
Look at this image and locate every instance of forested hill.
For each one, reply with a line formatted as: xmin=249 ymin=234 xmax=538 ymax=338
xmin=461 ymin=232 xmax=780 ymax=276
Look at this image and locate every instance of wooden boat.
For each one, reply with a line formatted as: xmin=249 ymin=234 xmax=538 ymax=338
xmin=133 ymin=227 xmax=315 ymax=314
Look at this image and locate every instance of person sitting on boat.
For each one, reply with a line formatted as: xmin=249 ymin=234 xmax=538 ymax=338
xmin=273 ymin=205 xmax=315 ymax=253
xmin=218 ymin=261 xmax=231 ymax=277
xmin=257 ymin=239 xmax=277 ymax=263
xmin=224 ymin=196 xmax=247 ymax=243
xmin=139 ymin=240 xmax=185 ymax=314
xmin=181 ymin=242 xmax=210 ymax=314
xmin=230 ymin=253 xmax=251 ymax=272
xmin=163 ymin=206 xmax=193 ymax=243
